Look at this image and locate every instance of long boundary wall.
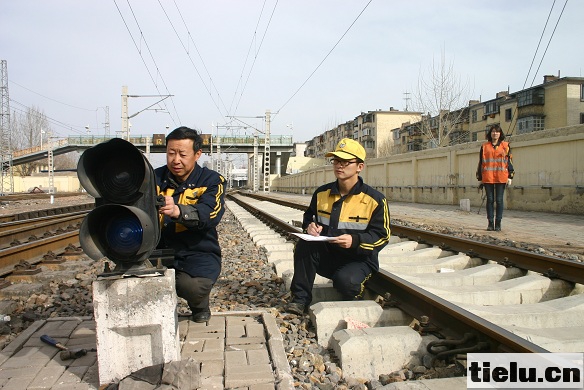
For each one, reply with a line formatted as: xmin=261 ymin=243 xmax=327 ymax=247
xmin=273 ymin=125 xmax=584 ymax=215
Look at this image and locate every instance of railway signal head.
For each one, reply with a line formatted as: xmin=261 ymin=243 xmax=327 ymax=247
xmin=77 ymin=138 xmax=161 ymax=272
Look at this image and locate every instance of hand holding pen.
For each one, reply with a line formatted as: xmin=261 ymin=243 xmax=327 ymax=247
xmin=308 ymin=215 xmax=323 ymax=236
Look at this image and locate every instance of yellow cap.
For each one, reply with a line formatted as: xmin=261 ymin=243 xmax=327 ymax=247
xmin=325 ymin=138 xmax=366 ymax=161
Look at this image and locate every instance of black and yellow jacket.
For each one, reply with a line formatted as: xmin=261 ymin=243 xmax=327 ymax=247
xmin=304 ymin=176 xmax=391 ymax=272
xmin=155 ymin=163 xmax=225 ymax=281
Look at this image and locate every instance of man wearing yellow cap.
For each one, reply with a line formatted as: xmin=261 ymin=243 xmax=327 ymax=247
xmin=286 ymin=138 xmax=391 ymax=315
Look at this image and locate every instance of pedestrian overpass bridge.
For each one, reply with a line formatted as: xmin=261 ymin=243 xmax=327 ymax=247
xmin=10 ymin=134 xmax=295 ymax=176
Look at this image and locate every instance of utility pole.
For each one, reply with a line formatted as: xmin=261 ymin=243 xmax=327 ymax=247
xmin=0 ymin=60 xmax=13 ymax=195
xmin=120 ymin=86 xmax=172 ymax=141
xmin=263 ymin=109 xmax=271 ymax=193
xmin=403 ymin=91 xmax=411 ymax=111
xmin=121 ymin=86 xmax=129 ymax=139
xmin=103 ymin=106 xmax=110 ymax=138
xmin=210 ymin=123 xmax=214 ymax=170
xmin=216 ymin=131 xmax=222 ymax=176
xmin=225 ymin=114 xmax=271 ymax=192
xmin=253 ymin=131 xmax=259 ymax=192
xmin=47 ymin=131 xmax=55 ymax=201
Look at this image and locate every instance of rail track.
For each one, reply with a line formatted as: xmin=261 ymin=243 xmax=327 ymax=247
xmin=226 ymin=190 xmax=584 ymax=357
xmin=2 ymin=191 xmax=583 ymax=386
xmin=0 ymin=209 xmax=88 ymax=277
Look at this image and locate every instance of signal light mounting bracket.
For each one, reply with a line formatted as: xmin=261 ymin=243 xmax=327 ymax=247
xmin=97 ymin=249 xmax=175 ymax=279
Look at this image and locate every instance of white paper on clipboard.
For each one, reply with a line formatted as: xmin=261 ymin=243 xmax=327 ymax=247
xmin=291 ymin=233 xmax=338 ymax=242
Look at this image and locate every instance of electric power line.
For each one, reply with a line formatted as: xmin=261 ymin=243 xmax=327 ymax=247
xmin=9 ymin=99 xmax=88 ymax=136
xmin=157 ymin=0 xmax=228 ymax=119
xmin=529 ymin=0 xmax=568 ymax=87
xmin=274 ymin=0 xmax=373 ymax=118
xmin=113 ymin=0 xmax=180 ymax=127
xmin=231 ymin=0 xmax=279 ymax=116
xmin=9 ymin=80 xmax=96 ymax=111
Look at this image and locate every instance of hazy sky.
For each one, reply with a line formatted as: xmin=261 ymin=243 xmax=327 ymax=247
xmin=2 ymin=0 xmax=582 ymax=148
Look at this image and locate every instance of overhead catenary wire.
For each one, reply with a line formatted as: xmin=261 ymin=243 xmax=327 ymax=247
xmin=9 ymin=81 xmax=106 ymax=134
xmin=113 ymin=0 xmax=179 ymax=127
xmin=9 ymin=80 xmax=96 ymax=112
xmin=125 ymin=0 xmax=181 ymax=126
xmin=521 ymin=0 xmax=557 ymax=90
xmin=170 ymin=0 xmax=231 ymax=120
xmin=9 ymin=99 xmax=92 ymax=136
xmin=507 ymin=0 xmax=568 ymax=137
xmin=529 ymin=0 xmax=568 ymax=88
xmin=157 ymin=0 xmax=228 ymax=120
xmin=273 ymin=0 xmax=373 ymax=120
xmin=230 ymin=0 xmax=279 ymax=117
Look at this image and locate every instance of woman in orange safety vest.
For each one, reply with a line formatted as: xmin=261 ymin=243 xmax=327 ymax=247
xmin=476 ymin=124 xmax=514 ymax=231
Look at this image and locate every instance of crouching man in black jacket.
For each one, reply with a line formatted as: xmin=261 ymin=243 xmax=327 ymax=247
xmin=156 ymin=126 xmax=225 ymax=323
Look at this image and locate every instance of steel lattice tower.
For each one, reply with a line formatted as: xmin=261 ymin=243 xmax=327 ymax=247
xmin=0 ymin=60 xmax=14 ymax=195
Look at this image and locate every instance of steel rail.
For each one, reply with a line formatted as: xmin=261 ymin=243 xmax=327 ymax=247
xmin=229 ymin=191 xmax=556 ymax=354
xmin=0 ymin=212 xmax=85 ymax=236
xmin=389 ymin=225 xmax=584 ymax=285
xmin=0 ymin=202 xmax=93 ymax=223
xmin=235 ymin=191 xmax=584 ymax=285
xmin=227 ymin=194 xmax=301 ymax=236
xmin=367 ymin=271 xmax=549 ymax=353
xmin=0 ymin=231 xmax=79 ymax=276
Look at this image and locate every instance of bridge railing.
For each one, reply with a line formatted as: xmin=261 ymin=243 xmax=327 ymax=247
xmin=11 ymin=134 xmax=294 ymax=159
xmin=13 ymin=139 xmax=69 ymax=158
xmin=215 ymin=135 xmax=293 ymax=145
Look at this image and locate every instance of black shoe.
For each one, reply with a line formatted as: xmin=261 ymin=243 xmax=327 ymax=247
xmin=495 ymin=221 xmax=501 ymax=231
xmin=192 ymin=308 xmax=211 ymax=323
xmin=285 ymin=302 xmax=306 ymax=315
xmin=487 ymin=221 xmax=494 ymax=231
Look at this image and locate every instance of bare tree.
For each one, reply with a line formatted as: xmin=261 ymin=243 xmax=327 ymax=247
xmin=11 ymin=106 xmax=50 ymax=176
xmin=54 ymin=152 xmax=78 ymax=170
xmin=413 ymin=50 xmax=473 ymax=148
xmin=10 ymin=106 xmax=78 ymax=176
xmin=377 ymin=136 xmax=393 ymax=158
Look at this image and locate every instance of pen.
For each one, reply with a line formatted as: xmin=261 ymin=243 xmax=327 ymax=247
xmin=312 ymin=215 xmax=319 ymax=227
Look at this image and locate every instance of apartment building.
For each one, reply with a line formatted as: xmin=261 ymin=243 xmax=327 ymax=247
xmin=306 ymin=108 xmax=421 ymax=159
xmin=469 ymin=75 xmax=584 ymax=141
xmin=304 ymin=75 xmax=584 ymax=160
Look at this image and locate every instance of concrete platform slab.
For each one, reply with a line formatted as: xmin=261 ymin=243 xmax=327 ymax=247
xmin=0 ymin=311 xmax=293 ymax=389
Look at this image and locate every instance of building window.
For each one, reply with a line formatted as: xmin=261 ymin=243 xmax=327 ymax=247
xmin=517 ymin=116 xmax=545 ymax=134
xmin=471 ymin=110 xmax=478 ymax=123
xmin=484 ymin=101 xmax=499 ymax=115
xmin=505 ymin=108 xmax=512 ymax=122
xmin=580 ymin=113 xmax=584 ymax=124
xmin=581 ymin=84 xmax=584 ymax=101
xmin=517 ymin=87 xmax=545 ymax=107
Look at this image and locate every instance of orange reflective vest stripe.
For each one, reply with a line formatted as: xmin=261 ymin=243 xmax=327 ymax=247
xmin=480 ymin=141 xmax=510 ymax=183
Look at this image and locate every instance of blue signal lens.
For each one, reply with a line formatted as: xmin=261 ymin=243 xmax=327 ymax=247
xmin=104 ymin=213 xmax=144 ymax=258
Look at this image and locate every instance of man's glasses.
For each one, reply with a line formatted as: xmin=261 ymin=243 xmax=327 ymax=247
xmin=330 ymin=158 xmax=358 ymax=167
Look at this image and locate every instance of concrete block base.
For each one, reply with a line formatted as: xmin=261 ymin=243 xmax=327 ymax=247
xmin=330 ymin=326 xmax=437 ymax=379
xmin=310 ymin=301 xmax=413 ymax=348
xmin=459 ymin=198 xmax=470 ymax=211
xmin=93 ymin=268 xmax=180 ymax=385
